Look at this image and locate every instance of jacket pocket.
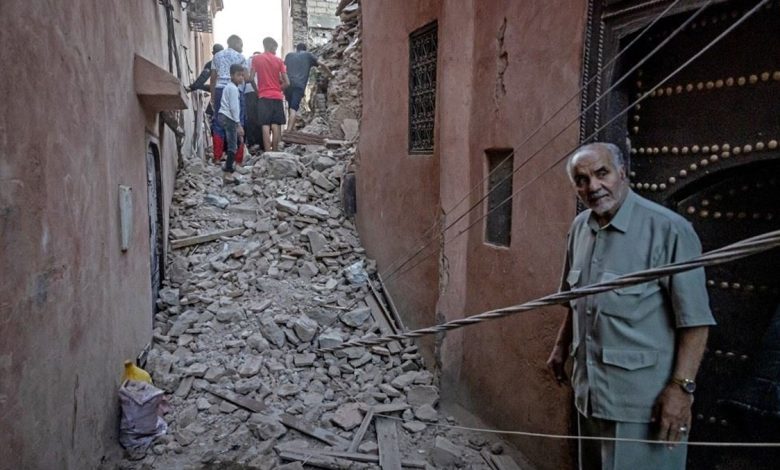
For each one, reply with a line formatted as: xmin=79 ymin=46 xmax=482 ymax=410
xmin=602 ymin=348 xmax=658 ymax=370
xmin=598 ymin=272 xmax=662 ymax=322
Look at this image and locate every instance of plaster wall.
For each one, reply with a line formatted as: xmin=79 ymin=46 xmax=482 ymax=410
xmin=360 ymin=1 xmax=587 ymax=468
xmin=0 ymin=1 xmax=199 ymax=468
xmin=358 ymin=0 xmax=443 ymax=362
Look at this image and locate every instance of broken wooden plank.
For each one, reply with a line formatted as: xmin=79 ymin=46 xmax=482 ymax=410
xmin=280 ymin=413 xmax=351 ymax=449
xmin=491 ymin=454 xmax=523 ymax=470
xmin=377 ymin=273 xmax=406 ymax=331
xmin=348 ymin=407 xmax=374 ymax=453
xmin=170 ymin=227 xmax=244 ymax=249
xmin=376 ymin=417 xmax=402 ymax=470
xmin=316 ymin=249 xmax=353 ymax=258
xmin=366 ymin=288 xmax=397 ymax=336
xmin=279 ymin=450 xmax=372 ymax=470
xmin=371 ymin=403 xmax=410 ymax=414
xmin=480 ymin=448 xmax=499 ymax=470
xmin=325 ymin=139 xmax=350 ymax=148
xmin=281 ymin=130 xmax=328 ymax=145
xmin=204 ymin=387 xmax=266 ymax=413
xmin=322 ymin=451 xmax=425 ymax=468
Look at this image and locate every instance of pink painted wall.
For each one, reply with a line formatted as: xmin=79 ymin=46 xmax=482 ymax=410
xmin=0 ymin=1 xmax=200 ymax=467
xmin=359 ymin=1 xmax=587 ymax=468
xmin=358 ymin=0 xmax=443 ymax=363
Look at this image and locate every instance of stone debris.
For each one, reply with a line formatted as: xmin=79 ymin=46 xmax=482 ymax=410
xmin=113 ymin=4 xmax=507 ymax=469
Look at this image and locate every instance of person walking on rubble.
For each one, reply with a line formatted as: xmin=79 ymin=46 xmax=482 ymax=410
xmin=283 ymin=43 xmax=333 ymax=131
xmin=187 ymin=43 xmax=223 ymax=93
xmin=217 ymin=64 xmax=245 ymax=183
xmin=242 ymin=51 xmax=262 ymax=151
xmin=210 ymin=35 xmax=247 ymax=165
xmin=250 ymin=37 xmax=289 ymax=152
xmin=547 ymin=142 xmax=715 ymax=469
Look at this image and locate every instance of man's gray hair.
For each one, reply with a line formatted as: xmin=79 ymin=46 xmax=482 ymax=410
xmin=566 ymin=142 xmax=625 ymax=180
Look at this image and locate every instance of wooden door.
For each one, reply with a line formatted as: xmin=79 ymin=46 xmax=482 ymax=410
xmin=616 ymin=1 xmax=780 ymax=467
xmin=146 ymin=143 xmax=163 ymax=312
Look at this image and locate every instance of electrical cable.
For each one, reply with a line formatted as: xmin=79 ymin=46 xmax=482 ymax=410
xmin=386 ymin=0 xmax=767 ymax=282
xmin=381 ymin=0 xmax=712 ymax=282
xmin=377 ymin=0 xmax=684 ymax=278
xmin=320 ymin=229 xmax=780 ymax=352
xmin=373 ymin=413 xmax=780 ymax=447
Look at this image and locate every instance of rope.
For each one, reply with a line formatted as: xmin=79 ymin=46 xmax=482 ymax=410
xmin=320 ymin=229 xmax=780 ymax=352
xmin=378 ymin=0 xmax=683 ymax=279
xmin=386 ymin=0 xmax=768 ymax=282
xmin=373 ymin=413 xmax=780 ymax=448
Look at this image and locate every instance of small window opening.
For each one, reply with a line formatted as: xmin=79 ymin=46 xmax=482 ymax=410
xmin=485 ymin=149 xmax=513 ymax=247
xmin=408 ymin=21 xmax=438 ymax=154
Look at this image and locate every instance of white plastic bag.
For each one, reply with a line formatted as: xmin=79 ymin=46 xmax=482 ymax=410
xmin=118 ymin=380 xmax=167 ymax=451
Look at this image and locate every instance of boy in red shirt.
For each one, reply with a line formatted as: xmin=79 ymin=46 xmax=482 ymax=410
xmin=250 ymin=37 xmax=290 ymax=151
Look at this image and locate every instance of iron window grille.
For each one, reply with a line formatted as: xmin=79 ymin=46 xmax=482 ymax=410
xmin=408 ymin=21 xmax=438 ymax=154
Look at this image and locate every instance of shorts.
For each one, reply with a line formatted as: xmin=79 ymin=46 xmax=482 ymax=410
xmin=284 ymin=86 xmax=305 ymax=111
xmin=256 ymin=98 xmax=286 ymax=126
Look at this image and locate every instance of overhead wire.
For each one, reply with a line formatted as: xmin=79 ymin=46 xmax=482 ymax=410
xmin=376 ymin=0 xmax=683 ymax=278
xmin=320 ymin=229 xmax=780 ymax=352
xmin=381 ymin=0 xmax=711 ymax=282
xmin=373 ymin=413 xmax=780 ymax=447
xmin=386 ymin=0 xmax=766 ymax=282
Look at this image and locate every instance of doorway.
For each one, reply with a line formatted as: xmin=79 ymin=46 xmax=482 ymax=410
xmin=583 ymin=0 xmax=780 ymax=467
xmin=146 ymin=142 xmax=164 ymax=313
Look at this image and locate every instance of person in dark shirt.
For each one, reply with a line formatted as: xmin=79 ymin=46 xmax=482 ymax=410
xmin=283 ymin=43 xmax=332 ymax=131
xmin=187 ymin=43 xmax=224 ymax=93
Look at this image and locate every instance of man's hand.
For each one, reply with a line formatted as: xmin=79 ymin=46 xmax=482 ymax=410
xmin=652 ymin=384 xmax=693 ymax=445
xmin=546 ymin=344 xmax=569 ymax=386
xmin=238 ymin=126 xmax=245 ymax=138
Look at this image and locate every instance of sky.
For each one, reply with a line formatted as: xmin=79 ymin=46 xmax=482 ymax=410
xmin=213 ymin=0 xmax=283 ymax=57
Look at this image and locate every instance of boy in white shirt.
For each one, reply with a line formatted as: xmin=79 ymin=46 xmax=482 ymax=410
xmin=217 ymin=64 xmax=245 ymax=180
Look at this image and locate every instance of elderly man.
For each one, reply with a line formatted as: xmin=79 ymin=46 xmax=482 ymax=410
xmin=547 ymin=142 xmax=716 ymax=469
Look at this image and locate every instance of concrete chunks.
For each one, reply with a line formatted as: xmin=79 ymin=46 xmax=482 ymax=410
xmin=406 ymin=385 xmax=439 ymax=408
xmin=431 ymin=436 xmax=464 ymax=468
xmin=292 ymin=315 xmax=318 ymax=342
xmin=331 ymin=402 xmax=363 ymax=431
xmin=259 ymin=318 xmax=286 ymax=348
xmin=265 ymin=152 xmax=300 ymax=179
xmin=340 ymin=306 xmax=370 ymax=327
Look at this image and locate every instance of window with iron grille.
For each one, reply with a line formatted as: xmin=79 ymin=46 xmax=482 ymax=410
xmin=485 ymin=149 xmax=513 ymax=247
xmin=408 ymin=21 xmax=438 ymax=154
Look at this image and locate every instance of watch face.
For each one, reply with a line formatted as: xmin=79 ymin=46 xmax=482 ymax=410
xmin=684 ymin=381 xmax=696 ymax=393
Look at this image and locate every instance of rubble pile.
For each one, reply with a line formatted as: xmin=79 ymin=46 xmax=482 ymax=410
xmin=302 ymin=0 xmax=362 ymax=141
xmin=112 ymin=142 xmax=512 ymax=469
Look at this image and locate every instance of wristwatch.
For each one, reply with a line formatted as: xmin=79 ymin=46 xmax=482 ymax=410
xmin=671 ymin=377 xmax=696 ymax=394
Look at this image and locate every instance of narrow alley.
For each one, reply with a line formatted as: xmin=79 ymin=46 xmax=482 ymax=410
xmin=109 ymin=136 xmax=519 ymax=470
xmin=3 ymin=1 xmax=780 ymax=470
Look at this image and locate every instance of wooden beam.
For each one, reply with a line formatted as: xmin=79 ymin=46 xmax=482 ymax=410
xmin=170 ymin=227 xmax=245 ymax=249
xmin=491 ymin=454 xmax=523 ymax=470
xmin=348 ymin=407 xmax=374 ymax=453
xmin=376 ymin=418 xmax=402 ymax=470
xmin=480 ymin=449 xmax=499 ymax=470
xmin=204 ymin=387 xmax=265 ymax=413
xmin=281 ymin=448 xmax=426 ymax=468
xmin=280 ymin=413 xmax=351 ymax=449
xmin=279 ymin=450 xmax=372 ymax=469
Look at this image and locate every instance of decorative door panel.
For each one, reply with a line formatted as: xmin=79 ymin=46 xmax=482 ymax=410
xmin=585 ymin=1 xmax=780 ymax=468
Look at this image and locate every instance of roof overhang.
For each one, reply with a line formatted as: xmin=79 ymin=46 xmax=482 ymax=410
xmin=133 ymin=54 xmax=189 ymax=111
